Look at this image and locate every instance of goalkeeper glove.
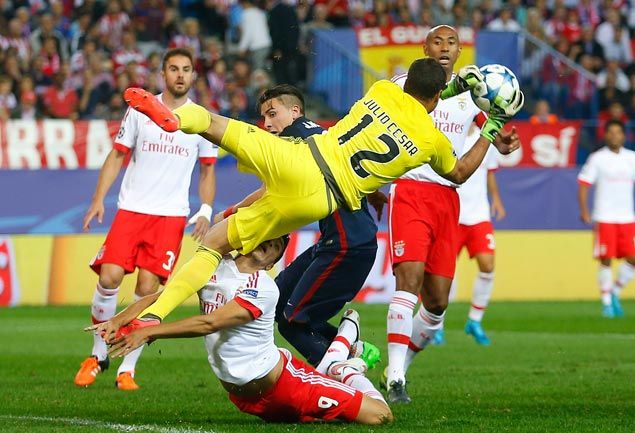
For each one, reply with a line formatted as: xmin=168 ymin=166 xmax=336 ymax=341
xmin=480 ymin=89 xmax=525 ymax=142
xmin=441 ymin=65 xmax=484 ymax=99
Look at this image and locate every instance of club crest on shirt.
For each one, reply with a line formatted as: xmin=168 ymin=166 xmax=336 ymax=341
xmin=394 ymin=240 xmax=405 ymax=257
xmin=457 ymin=96 xmax=467 ymax=111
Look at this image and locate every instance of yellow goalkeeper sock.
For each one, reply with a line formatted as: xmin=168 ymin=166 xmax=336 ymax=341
xmin=173 ymin=104 xmax=212 ymax=134
xmin=140 ymin=246 xmax=222 ymax=319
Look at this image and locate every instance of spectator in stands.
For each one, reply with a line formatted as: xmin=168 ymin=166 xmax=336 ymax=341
xmin=232 ymin=58 xmax=252 ymax=89
xmin=349 ymin=2 xmax=366 ymax=29
xmin=238 ymin=0 xmax=271 ymax=72
xmin=488 ymin=5 xmax=522 ymax=32
xmin=1 ymin=18 xmax=31 ymax=68
xmin=98 ymin=0 xmax=131 ymax=52
xmin=199 ymin=0 xmax=228 ymax=41
xmin=0 ymin=75 xmax=16 ymax=121
xmin=469 ymin=7 xmax=485 ymax=31
xmin=567 ymin=53 xmax=597 ymax=119
xmin=508 ymin=0 xmax=527 ymax=27
xmin=207 ymin=58 xmax=227 ymax=107
xmin=113 ymin=31 xmax=146 ymax=76
xmin=601 ymin=25 xmax=633 ymax=66
xmin=530 ymin=99 xmax=560 ymax=124
xmin=314 ymin=0 xmax=349 ymax=27
xmin=31 ymin=13 xmax=69 ymax=62
xmin=134 ymin=0 xmax=167 ymax=55
xmin=540 ymin=37 xmax=574 ymax=114
xmin=51 ymin=1 xmax=72 ymax=41
xmin=69 ymin=13 xmax=94 ymax=54
xmin=597 ymin=60 xmax=630 ymax=93
xmin=268 ymin=0 xmax=300 ymax=85
xmin=561 ymin=8 xmax=582 ymax=44
xmin=220 ymin=89 xmax=250 ymax=121
xmin=572 ymin=25 xmax=605 ymax=73
xmin=170 ymin=17 xmax=203 ymax=58
xmin=3 ymin=53 xmax=23 ymax=87
xmin=596 ymin=101 xmax=629 ymax=142
xmin=17 ymin=89 xmax=37 ymax=120
xmin=42 ymin=69 xmax=79 ymax=120
xmin=300 ymin=4 xmax=333 ymax=61
xmin=577 ymin=0 xmax=601 ymax=28
xmin=544 ymin=5 xmax=567 ymax=44
xmin=40 ymin=36 xmax=62 ymax=78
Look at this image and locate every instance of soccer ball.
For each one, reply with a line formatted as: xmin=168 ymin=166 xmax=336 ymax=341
xmin=470 ymin=64 xmax=520 ymax=113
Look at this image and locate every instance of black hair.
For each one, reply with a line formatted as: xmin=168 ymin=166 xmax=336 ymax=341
xmin=162 ymin=48 xmax=195 ymax=71
xmin=272 ymin=235 xmax=290 ymax=265
xmin=605 ymin=119 xmax=625 ymax=133
xmin=403 ymin=58 xmax=447 ymax=101
xmin=257 ymin=84 xmax=305 ymax=114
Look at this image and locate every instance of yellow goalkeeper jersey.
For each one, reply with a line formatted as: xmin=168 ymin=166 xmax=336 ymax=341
xmin=312 ymin=80 xmax=457 ymax=211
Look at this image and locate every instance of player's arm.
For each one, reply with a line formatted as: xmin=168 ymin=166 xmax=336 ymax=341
xmin=190 ymin=163 xmax=216 ymax=242
xmin=487 ymin=171 xmax=506 ymax=220
xmin=83 ymin=148 xmax=127 ymax=231
xmin=108 ymin=299 xmax=254 ymax=357
xmin=214 ymin=185 xmax=266 ymax=223
xmin=578 ymin=182 xmax=592 ymax=225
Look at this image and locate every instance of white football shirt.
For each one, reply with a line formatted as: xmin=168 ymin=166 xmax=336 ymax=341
xmin=458 ymin=126 xmax=499 ymax=225
xmin=114 ymin=94 xmax=218 ymax=216
xmin=578 ymin=147 xmax=635 ymax=223
xmin=198 ymin=258 xmax=281 ymax=386
xmin=391 ymin=73 xmax=485 ymax=187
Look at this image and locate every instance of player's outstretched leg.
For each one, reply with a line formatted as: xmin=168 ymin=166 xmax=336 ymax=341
xmin=327 ymin=357 xmax=392 ymax=424
xmin=316 ymin=309 xmax=360 ymax=373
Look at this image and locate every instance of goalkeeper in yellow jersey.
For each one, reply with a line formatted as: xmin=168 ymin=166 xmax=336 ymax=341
xmin=116 ymin=57 xmax=523 ymax=333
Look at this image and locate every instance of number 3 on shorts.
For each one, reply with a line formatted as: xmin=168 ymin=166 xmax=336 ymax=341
xmin=318 ymin=396 xmax=340 ymax=409
xmin=162 ymin=251 xmax=176 ymax=271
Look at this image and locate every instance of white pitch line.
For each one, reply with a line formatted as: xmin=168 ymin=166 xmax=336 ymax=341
xmin=0 ymin=415 xmax=218 ymax=433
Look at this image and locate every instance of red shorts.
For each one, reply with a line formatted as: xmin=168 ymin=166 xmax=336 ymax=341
xmin=457 ymin=221 xmax=495 ymax=258
xmin=89 ymin=209 xmax=187 ymax=284
xmin=229 ymin=350 xmax=363 ymax=423
xmin=594 ymin=222 xmax=635 ymax=260
xmin=388 ymin=179 xmax=460 ymax=279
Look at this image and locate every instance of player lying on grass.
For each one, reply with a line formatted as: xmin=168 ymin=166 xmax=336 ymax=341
xmin=88 ymin=236 xmax=392 ymax=425
xmin=116 ymin=57 xmax=523 ymax=336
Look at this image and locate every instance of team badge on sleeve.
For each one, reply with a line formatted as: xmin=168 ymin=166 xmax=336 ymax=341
xmin=393 ymin=240 xmax=405 ymax=257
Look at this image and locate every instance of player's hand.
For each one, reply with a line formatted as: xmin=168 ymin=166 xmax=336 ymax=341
xmin=213 ymin=211 xmax=224 ymax=224
xmin=84 ymin=320 xmax=120 ymax=344
xmin=190 ymin=216 xmax=210 ymax=243
xmin=108 ymin=329 xmax=152 ymax=357
xmin=581 ymin=210 xmax=592 ymax=225
xmin=491 ymin=198 xmax=506 ymax=221
xmin=367 ymin=191 xmax=388 ymax=222
xmin=83 ymin=200 xmax=105 ymax=232
xmin=441 ymin=65 xmax=484 ymax=99
xmin=481 ymin=89 xmax=524 ymax=143
xmin=492 ymin=126 xmax=521 ymax=155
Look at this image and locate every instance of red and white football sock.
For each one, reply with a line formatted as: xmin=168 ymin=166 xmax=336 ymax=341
xmin=404 ymin=305 xmax=444 ymax=373
xmin=316 ymin=313 xmax=358 ymax=374
xmin=386 ymin=291 xmax=418 ymax=385
xmin=468 ymin=271 xmax=494 ymax=322
xmin=91 ymin=283 xmax=119 ymax=361
xmin=118 ymin=294 xmax=146 ymax=376
xmin=613 ymin=262 xmax=635 ymax=295
xmin=598 ymin=265 xmax=613 ymax=306
xmin=344 ymin=372 xmax=386 ymax=403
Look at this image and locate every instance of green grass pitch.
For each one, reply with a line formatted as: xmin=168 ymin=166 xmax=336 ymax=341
xmin=1 ymin=301 xmax=635 ymax=433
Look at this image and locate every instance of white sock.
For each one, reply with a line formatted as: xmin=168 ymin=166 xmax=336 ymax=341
xmin=469 ymin=272 xmax=494 ymax=322
xmin=118 ymin=294 xmax=145 ymax=376
xmin=315 ymin=313 xmax=358 ymax=374
xmin=403 ymin=305 xmax=444 ymax=374
xmin=343 ymin=372 xmax=386 ymax=403
xmin=598 ymin=265 xmax=613 ymax=306
xmin=386 ymin=291 xmax=418 ymax=385
xmin=91 ymin=283 xmax=119 ymax=361
xmin=613 ymin=262 xmax=635 ymax=295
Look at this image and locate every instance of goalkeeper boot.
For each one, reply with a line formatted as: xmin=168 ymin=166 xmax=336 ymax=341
xmin=465 ymin=319 xmax=491 ymax=346
xmin=350 ymin=341 xmax=381 ymax=369
xmin=612 ymin=293 xmax=624 ymax=318
xmin=432 ymin=328 xmax=446 ymax=345
xmin=74 ymin=356 xmax=109 ymax=387
xmin=115 ymin=371 xmax=139 ymax=391
xmin=115 ymin=317 xmax=161 ymax=339
xmin=124 ymin=88 xmax=179 ymax=132
xmin=602 ymin=303 xmax=615 ymax=318
xmin=387 ymin=379 xmax=411 ymax=404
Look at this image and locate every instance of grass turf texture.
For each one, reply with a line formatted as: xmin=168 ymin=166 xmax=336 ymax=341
xmin=1 ymin=302 xmax=635 ymax=433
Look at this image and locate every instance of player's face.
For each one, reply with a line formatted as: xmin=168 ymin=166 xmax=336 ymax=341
xmin=162 ymin=55 xmax=194 ymax=98
xmin=424 ymin=27 xmax=461 ymax=76
xmin=260 ymin=98 xmax=301 ymax=135
xmin=251 ymin=237 xmax=286 ymax=270
xmin=605 ymin=124 xmax=625 ymax=151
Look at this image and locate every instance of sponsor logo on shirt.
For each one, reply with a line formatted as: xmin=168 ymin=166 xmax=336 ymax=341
xmin=432 ymin=110 xmax=465 ymax=134
xmin=241 ymin=289 xmax=259 ymax=298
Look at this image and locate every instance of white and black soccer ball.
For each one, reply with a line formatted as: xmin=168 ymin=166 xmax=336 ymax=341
xmin=470 ymin=64 xmax=520 ymax=113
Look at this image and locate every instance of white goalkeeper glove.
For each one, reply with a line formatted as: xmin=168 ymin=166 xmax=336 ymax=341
xmin=441 ymin=65 xmax=485 ymax=99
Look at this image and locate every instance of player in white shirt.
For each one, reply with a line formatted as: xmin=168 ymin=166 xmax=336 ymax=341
xmin=578 ymin=119 xmax=635 ymax=318
xmin=433 ymin=124 xmax=506 ymax=346
xmin=90 ymin=237 xmax=393 ymax=425
xmin=383 ymin=25 xmax=518 ymax=403
xmin=75 ymin=48 xmax=218 ymax=391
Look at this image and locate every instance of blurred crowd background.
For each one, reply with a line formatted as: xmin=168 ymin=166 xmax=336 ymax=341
xmin=0 ymin=0 xmax=633 ymax=126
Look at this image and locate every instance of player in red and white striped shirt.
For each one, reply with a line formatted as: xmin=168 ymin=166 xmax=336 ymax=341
xmin=93 ymin=237 xmax=392 ymax=425
xmin=578 ymin=119 xmax=635 ymax=318
xmin=74 ymin=48 xmax=218 ymax=391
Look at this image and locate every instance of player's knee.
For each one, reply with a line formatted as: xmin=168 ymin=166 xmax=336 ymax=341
xmin=395 ymin=272 xmax=424 ymax=294
xmin=135 ymin=280 xmax=160 ymax=297
xmin=98 ymin=272 xmax=123 ymax=290
xmin=479 ymin=262 xmax=494 ymax=273
xmin=424 ymin=297 xmax=448 ymax=315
